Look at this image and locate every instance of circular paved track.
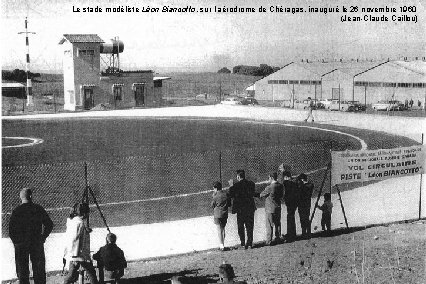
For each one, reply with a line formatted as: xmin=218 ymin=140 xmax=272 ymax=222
xmin=1 ymin=117 xmax=419 ymax=234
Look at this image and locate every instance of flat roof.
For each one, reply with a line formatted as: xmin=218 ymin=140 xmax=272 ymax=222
xmin=153 ymin=76 xmax=171 ymax=81
xmin=2 ymin=82 xmax=25 ymax=88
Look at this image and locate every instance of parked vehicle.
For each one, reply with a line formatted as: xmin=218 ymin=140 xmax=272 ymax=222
xmin=372 ymin=100 xmax=405 ymax=111
xmin=292 ymin=99 xmax=324 ymax=109
xmin=220 ymin=97 xmax=241 ymax=105
xmin=347 ymin=100 xmax=367 ymax=111
xmin=240 ymin=97 xmax=258 ymax=105
xmin=327 ymin=100 xmax=359 ymax=112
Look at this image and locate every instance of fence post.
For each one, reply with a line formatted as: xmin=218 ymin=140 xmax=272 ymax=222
xmin=219 ymin=150 xmax=222 ymax=185
xmin=53 ymin=92 xmax=57 ymax=113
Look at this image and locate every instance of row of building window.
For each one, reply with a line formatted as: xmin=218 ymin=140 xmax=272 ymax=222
xmin=79 ymin=49 xmax=95 ymax=56
xmin=82 ymin=83 xmax=146 ymax=101
xmin=267 ymin=80 xmax=321 ymax=85
xmin=267 ymin=80 xmax=426 ymax=88
xmin=354 ymin=82 xmax=426 ymax=88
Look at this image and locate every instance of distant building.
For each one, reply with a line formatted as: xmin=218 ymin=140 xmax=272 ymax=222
xmin=253 ymin=61 xmax=426 ymax=105
xmin=59 ymin=34 xmax=169 ymax=111
xmin=2 ymin=81 xmax=26 ymax=99
xmin=245 ymin=84 xmax=255 ymax=97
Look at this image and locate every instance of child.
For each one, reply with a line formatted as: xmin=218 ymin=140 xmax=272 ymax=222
xmin=211 ymin=181 xmax=230 ymax=251
xmin=219 ymin=263 xmax=247 ymax=284
xmin=93 ymin=233 xmax=127 ymax=283
xmin=316 ymin=193 xmax=333 ymax=232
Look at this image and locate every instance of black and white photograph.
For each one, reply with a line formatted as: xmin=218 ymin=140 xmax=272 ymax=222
xmin=1 ymin=0 xmax=425 ymax=283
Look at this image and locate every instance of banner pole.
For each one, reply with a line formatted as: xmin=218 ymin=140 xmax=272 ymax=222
xmin=419 ymin=133 xmax=424 ymax=220
xmin=330 ymin=140 xmax=333 ymax=194
xmin=310 ymin=162 xmax=331 ymax=223
xmin=336 ymin=184 xmax=349 ymax=229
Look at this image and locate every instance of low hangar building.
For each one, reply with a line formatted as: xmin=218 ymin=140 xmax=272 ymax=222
xmin=254 ymin=60 xmax=426 ymax=106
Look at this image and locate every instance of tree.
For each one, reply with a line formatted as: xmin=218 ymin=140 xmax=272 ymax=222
xmin=218 ymin=67 xmax=231 ymax=74
xmin=2 ymin=69 xmax=40 ymax=82
xmin=259 ymin=64 xmax=274 ymax=77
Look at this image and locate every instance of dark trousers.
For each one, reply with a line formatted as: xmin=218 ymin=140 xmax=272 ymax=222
xmin=63 ymin=261 xmax=98 ymax=284
xmin=265 ymin=211 xmax=281 ymax=244
xmin=321 ymin=212 xmax=331 ymax=231
xmin=298 ymin=206 xmax=311 ymax=237
xmin=101 ymin=268 xmax=124 ymax=282
xmin=14 ymin=241 xmax=46 ymax=284
xmin=236 ymin=210 xmax=255 ymax=246
xmin=286 ymin=206 xmax=297 ymax=240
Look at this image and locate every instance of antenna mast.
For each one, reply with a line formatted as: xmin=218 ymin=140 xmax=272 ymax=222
xmin=18 ymin=17 xmax=36 ymax=106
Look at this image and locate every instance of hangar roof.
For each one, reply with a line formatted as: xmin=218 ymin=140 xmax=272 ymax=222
xmin=392 ymin=60 xmax=425 ymax=75
xmin=356 ymin=61 xmax=426 ymax=83
xmin=59 ymin=34 xmax=104 ymax=44
xmin=258 ymin=61 xmax=425 ymax=83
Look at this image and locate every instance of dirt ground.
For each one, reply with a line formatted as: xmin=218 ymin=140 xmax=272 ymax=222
xmin=31 ymin=220 xmax=424 ymax=284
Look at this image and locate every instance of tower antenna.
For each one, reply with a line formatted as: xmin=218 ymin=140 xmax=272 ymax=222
xmin=18 ymin=17 xmax=36 ymax=106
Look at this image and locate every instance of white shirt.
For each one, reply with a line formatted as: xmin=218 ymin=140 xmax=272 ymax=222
xmin=63 ymin=216 xmax=91 ymax=262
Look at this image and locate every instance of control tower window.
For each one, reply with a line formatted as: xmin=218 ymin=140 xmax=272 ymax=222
xmin=79 ymin=49 xmax=95 ymax=69
xmin=113 ymin=85 xmax=123 ymax=101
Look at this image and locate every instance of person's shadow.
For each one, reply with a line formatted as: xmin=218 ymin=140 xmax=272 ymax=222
xmin=120 ymin=268 xmax=218 ymax=284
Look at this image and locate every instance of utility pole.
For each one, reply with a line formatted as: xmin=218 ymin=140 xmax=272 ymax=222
xmin=18 ymin=17 xmax=36 ymax=107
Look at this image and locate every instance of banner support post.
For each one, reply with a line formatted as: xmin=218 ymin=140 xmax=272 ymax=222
xmin=419 ymin=133 xmax=424 ymax=220
xmin=336 ymin=184 xmax=349 ymax=229
xmin=310 ymin=162 xmax=331 ymax=224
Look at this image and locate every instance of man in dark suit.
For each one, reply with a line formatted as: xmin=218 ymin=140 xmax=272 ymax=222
xmin=9 ymin=188 xmax=53 ymax=284
xmin=283 ymin=171 xmax=299 ymax=242
xmin=228 ymin=170 xmax=257 ymax=249
xmin=297 ymin=173 xmax=314 ymax=239
xmin=260 ymin=172 xmax=284 ymax=245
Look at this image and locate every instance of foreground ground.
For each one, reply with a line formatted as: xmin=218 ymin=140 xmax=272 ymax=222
xmin=27 ymin=221 xmax=424 ymax=284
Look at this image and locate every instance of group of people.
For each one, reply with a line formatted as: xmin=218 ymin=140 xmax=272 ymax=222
xmin=211 ymin=169 xmax=333 ymax=251
xmin=9 ymin=188 xmax=127 ymax=284
xmin=9 ymin=170 xmax=333 ymax=284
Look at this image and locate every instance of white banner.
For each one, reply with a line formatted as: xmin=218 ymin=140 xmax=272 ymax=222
xmin=331 ymin=145 xmax=425 ymax=186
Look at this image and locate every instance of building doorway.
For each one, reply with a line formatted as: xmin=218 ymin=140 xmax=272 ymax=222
xmin=83 ymin=87 xmax=94 ymax=110
xmin=332 ymin=88 xmax=342 ymax=100
xmin=134 ymin=84 xmax=145 ymax=106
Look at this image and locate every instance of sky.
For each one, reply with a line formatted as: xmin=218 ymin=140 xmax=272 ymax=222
xmin=1 ymin=0 xmax=425 ymax=73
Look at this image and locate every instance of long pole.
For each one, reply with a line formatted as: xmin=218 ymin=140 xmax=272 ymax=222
xmin=336 ymin=184 xmax=349 ymax=229
xmin=338 ymin=83 xmax=341 ymax=110
xmin=219 ymin=150 xmax=222 ymax=184
xmin=419 ymin=133 xmax=424 ymax=219
xmin=53 ymin=92 xmax=57 ymax=113
xmin=83 ymin=162 xmax=90 ymax=226
xmin=310 ymin=162 xmax=331 ymax=223
xmin=364 ymin=85 xmax=367 ymax=108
